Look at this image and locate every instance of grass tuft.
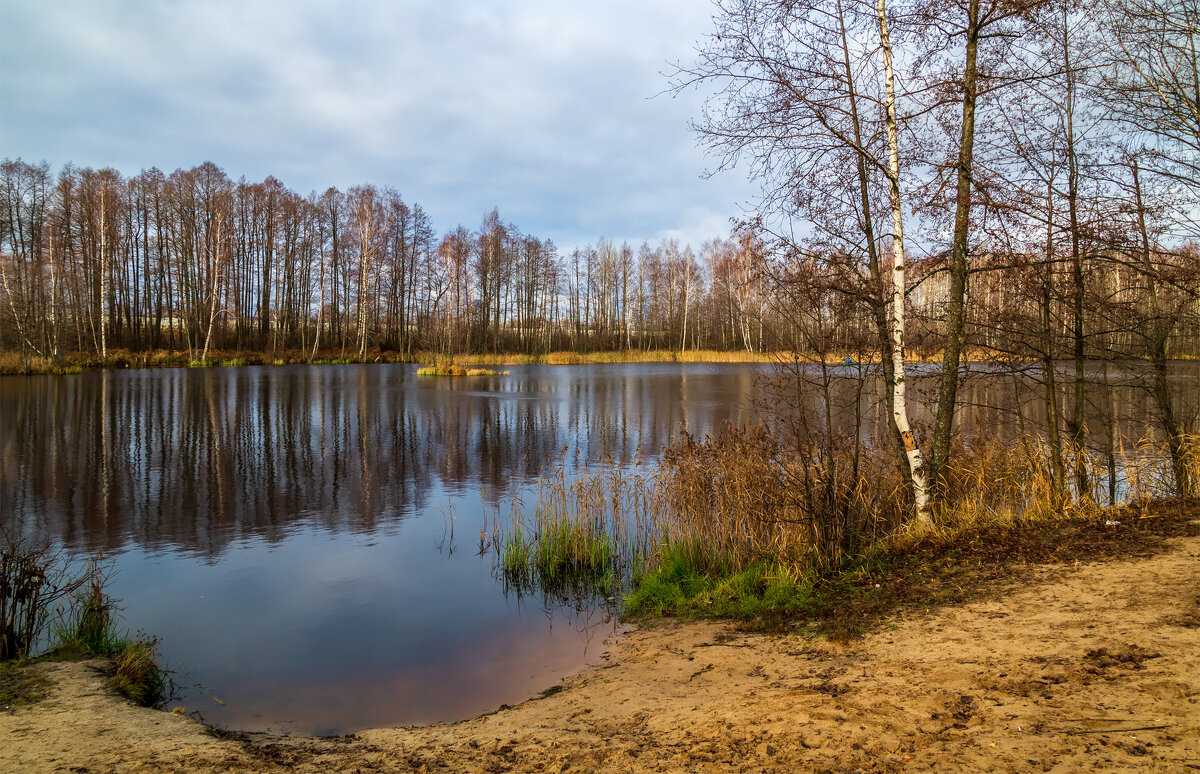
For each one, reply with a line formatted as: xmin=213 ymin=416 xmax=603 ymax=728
xmin=624 ymin=542 xmax=818 ymax=621
xmin=109 ymin=639 xmax=166 ymax=706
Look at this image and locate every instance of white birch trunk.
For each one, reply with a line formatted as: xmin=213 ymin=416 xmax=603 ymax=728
xmin=49 ymin=231 xmax=59 ymax=359
xmin=99 ymin=186 xmax=108 ymax=360
xmin=878 ymin=0 xmax=933 ymax=527
xmin=310 ymin=251 xmax=325 ymax=362
xmin=201 ymin=215 xmax=223 ymax=363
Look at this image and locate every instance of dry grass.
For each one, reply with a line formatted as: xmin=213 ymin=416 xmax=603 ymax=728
xmin=416 ymin=363 xmax=507 ymax=376
xmin=414 ymin=349 xmax=785 ymax=366
xmin=109 ymin=640 xmax=165 ymax=707
xmin=0 ymin=348 xmax=424 ymax=374
xmin=0 ymin=345 xmax=1024 ymax=375
xmin=495 ymin=424 xmax=1195 ymax=619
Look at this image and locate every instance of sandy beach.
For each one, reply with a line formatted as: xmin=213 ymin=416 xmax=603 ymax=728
xmin=3 ymin=519 xmax=1197 ymax=773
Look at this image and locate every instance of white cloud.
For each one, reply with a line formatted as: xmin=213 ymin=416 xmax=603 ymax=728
xmin=0 ymin=0 xmax=756 ymax=251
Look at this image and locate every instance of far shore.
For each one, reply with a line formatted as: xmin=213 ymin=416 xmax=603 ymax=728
xmin=4 ymin=346 xmax=1191 ymax=376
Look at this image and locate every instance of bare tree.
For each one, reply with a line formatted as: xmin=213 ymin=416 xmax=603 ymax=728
xmin=672 ymin=0 xmax=933 ymax=521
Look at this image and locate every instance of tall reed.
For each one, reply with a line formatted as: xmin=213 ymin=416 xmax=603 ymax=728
xmin=494 ymin=464 xmax=660 ymax=597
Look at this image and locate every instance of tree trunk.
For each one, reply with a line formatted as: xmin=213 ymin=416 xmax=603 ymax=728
xmin=878 ymin=0 xmax=932 ymax=527
xmin=929 ymin=0 xmax=981 ymax=491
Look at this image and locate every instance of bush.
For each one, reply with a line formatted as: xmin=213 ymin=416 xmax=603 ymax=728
xmin=1 ymin=538 xmax=165 ymax=707
xmin=0 ymin=539 xmax=95 ymax=661
xmin=52 ymin=569 xmax=128 ymax=657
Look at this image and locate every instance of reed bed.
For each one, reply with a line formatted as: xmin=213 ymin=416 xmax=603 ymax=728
xmin=413 ymin=348 xmax=999 ymax=367
xmin=0 ymin=346 xmax=1013 ymax=375
xmin=492 ymin=465 xmax=658 ymax=598
xmin=492 ymin=425 xmax=1196 ymax=615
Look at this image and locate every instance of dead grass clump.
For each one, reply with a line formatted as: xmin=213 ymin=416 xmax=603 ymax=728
xmin=657 ymin=425 xmax=801 ymax=567
xmin=658 ymin=423 xmax=909 ymax=574
xmin=416 ymin=363 xmax=507 ymax=376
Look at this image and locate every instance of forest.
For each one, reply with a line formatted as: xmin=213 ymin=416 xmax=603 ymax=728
xmin=1 ymin=147 xmax=1194 ymax=368
xmin=0 ymin=158 xmax=781 ymax=363
xmin=0 ymin=1 xmax=1197 ymax=371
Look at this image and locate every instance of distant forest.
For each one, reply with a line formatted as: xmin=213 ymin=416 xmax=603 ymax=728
xmin=0 ymin=159 xmax=778 ymax=362
xmin=3 ymin=156 xmax=1196 ymax=369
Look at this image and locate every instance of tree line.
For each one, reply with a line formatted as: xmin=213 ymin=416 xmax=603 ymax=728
xmin=1 ymin=159 xmax=777 ymax=363
xmin=676 ymin=0 xmax=1199 ymax=516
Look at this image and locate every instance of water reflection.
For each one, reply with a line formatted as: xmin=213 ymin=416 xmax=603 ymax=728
xmin=0 ymin=360 xmax=1194 ymax=734
xmin=1 ymin=364 xmax=761 ymax=557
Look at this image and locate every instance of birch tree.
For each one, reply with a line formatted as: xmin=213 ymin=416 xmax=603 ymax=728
xmin=878 ymin=0 xmax=932 ymax=524
xmin=672 ymin=0 xmax=933 ymax=522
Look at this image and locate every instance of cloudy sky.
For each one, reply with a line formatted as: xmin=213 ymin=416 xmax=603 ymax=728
xmin=0 ymin=0 xmax=759 ymax=252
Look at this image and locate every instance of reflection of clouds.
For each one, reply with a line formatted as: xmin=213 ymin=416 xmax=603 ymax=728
xmin=200 ymin=601 xmax=621 ymax=735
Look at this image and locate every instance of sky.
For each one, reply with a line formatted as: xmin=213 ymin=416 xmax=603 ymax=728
xmin=0 ymin=0 xmax=760 ymax=253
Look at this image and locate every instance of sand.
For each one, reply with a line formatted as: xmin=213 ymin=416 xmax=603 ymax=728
xmin=3 ymin=530 xmax=1197 ymax=773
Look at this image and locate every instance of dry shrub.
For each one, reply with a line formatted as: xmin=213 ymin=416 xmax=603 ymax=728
xmin=1120 ymin=434 xmax=1200 ymax=501
xmin=935 ymin=436 xmax=1063 ymax=528
xmin=497 ymin=422 xmax=1193 ymax=601
xmin=0 ymin=540 xmax=95 ymax=661
xmin=657 ymin=423 xmax=907 ymax=573
xmin=658 ymin=425 xmax=798 ymax=567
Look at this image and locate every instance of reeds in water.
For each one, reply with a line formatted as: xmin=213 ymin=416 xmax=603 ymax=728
xmin=493 ymin=425 xmax=1196 ymax=615
xmin=494 ymin=465 xmax=659 ymax=598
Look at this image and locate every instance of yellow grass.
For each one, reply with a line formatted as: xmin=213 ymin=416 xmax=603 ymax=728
xmin=415 ymin=349 xmax=784 ymax=366
xmin=416 ymin=364 xmax=507 ymax=376
xmin=2 ymin=344 xmax=1170 ymax=375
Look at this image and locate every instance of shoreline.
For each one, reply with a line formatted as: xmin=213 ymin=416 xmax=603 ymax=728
xmin=3 ymin=505 xmax=1196 ymax=772
xmin=0 ymin=346 xmax=1121 ymax=376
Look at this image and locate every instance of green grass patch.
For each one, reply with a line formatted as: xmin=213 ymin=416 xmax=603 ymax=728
xmin=50 ymin=580 xmax=127 ymax=657
xmin=0 ymin=661 xmax=50 ymax=709
xmin=624 ymin=542 xmax=819 ymax=623
xmin=622 ymin=499 xmax=1198 ymax=639
xmin=500 ymin=519 xmax=619 ymax=598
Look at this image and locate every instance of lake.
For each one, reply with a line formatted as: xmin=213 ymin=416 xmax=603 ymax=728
xmin=1 ymin=361 xmax=1195 ymax=734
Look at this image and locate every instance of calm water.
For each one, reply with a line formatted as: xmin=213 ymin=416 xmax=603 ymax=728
xmin=1 ymin=361 xmax=1194 ymax=734
xmin=1 ymin=363 xmax=762 ymax=735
